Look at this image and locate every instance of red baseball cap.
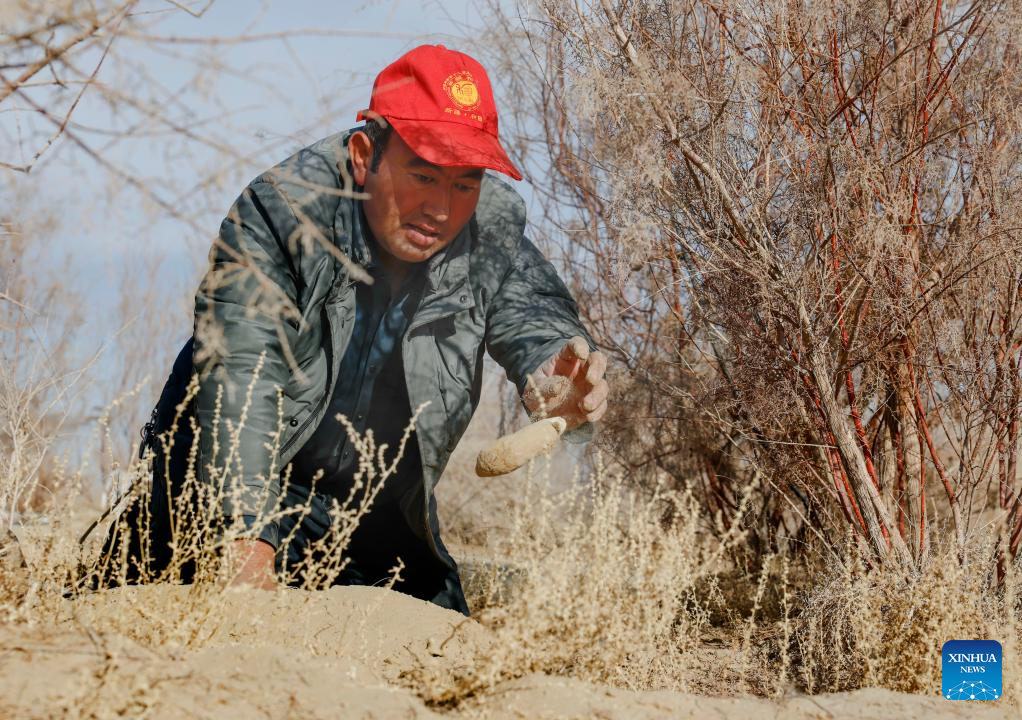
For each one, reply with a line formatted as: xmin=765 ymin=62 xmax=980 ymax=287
xmin=356 ymin=44 xmax=522 ymax=181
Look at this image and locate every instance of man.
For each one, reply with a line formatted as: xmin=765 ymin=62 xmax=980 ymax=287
xmin=130 ymin=45 xmax=607 ymax=615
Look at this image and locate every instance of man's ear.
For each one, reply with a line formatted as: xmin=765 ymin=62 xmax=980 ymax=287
xmin=348 ymin=130 xmax=372 ymax=186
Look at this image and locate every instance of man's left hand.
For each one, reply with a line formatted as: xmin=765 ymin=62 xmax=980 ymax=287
xmin=524 ymin=336 xmax=608 ymax=430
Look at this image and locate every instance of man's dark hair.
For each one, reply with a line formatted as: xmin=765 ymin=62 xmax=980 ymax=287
xmin=363 ymin=119 xmax=393 ymax=172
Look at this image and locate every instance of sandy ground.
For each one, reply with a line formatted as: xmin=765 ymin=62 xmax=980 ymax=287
xmin=0 ymin=583 xmax=1010 ymax=720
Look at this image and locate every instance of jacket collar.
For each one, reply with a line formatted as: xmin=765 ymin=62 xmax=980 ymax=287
xmin=348 ymin=195 xmax=373 ymax=268
xmin=411 ymin=219 xmax=475 ymax=329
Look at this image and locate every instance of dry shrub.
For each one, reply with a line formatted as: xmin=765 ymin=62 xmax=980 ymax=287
xmin=410 ymin=456 xmax=744 ymax=706
xmin=0 ymin=355 xmax=415 ymax=647
xmin=482 ymin=0 xmax=1022 ymax=575
xmin=0 ymin=212 xmax=87 ymax=527
xmin=794 ymin=535 xmax=1022 ymax=695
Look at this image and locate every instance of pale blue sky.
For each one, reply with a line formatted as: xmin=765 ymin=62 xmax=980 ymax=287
xmin=4 ymin=0 xmax=523 ymax=352
xmin=2 ymin=0 xmax=533 ymax=441
xmin=10 ymin=0 xmax=504 ymax=262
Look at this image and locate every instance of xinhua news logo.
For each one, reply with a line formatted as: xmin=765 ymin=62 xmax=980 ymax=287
xmin=942 ymin=640 xmax=1002 ymax=700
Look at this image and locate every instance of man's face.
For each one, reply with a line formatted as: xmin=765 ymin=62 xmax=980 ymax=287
xmin=350 ymin=130 xmax=484 ymax=264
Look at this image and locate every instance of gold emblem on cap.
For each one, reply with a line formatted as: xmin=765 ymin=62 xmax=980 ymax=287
xmin=443 ymin=71 xmax=481 ymax=110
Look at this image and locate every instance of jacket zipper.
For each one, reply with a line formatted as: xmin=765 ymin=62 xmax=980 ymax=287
xmin=403 ymin=305 xmax=469 ymax=574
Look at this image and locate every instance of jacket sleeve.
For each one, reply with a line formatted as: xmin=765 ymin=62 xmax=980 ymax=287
xmin=193 ymin=179 xmax=302 ymax=548
xmin=485 ymin=236 xmax=596 ymax=395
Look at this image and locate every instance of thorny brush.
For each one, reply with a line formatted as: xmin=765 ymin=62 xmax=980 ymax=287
xmin=485 ymin=0 xmax=1022 ymax=576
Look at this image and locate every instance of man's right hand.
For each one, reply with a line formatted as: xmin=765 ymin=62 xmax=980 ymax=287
xmin=227 ymin=539 xmax=277 ymax=590
xmin=523 ymin=336 xmax=608 ymax=430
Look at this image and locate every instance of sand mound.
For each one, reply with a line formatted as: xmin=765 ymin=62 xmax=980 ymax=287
xmin=1 ymin=623 xmax=439 ymax=719
xmin=3 ymin=584 xmax=486 ymax=718
xmin=0 ymin=584 xmax=1010 ymax=719
xmin=63 ymin=584 xmax=490 ymax=680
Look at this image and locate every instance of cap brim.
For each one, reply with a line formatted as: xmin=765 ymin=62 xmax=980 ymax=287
xmin=388 ymin=118 xmax=523 ymax=181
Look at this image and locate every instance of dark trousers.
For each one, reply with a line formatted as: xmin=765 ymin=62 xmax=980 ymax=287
xmin=273 ymin=479 xmax=469 ymax=613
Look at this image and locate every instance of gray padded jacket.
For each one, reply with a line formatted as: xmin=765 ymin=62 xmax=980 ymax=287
xmin=192 ymin=131 xmax=592 ymax=571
